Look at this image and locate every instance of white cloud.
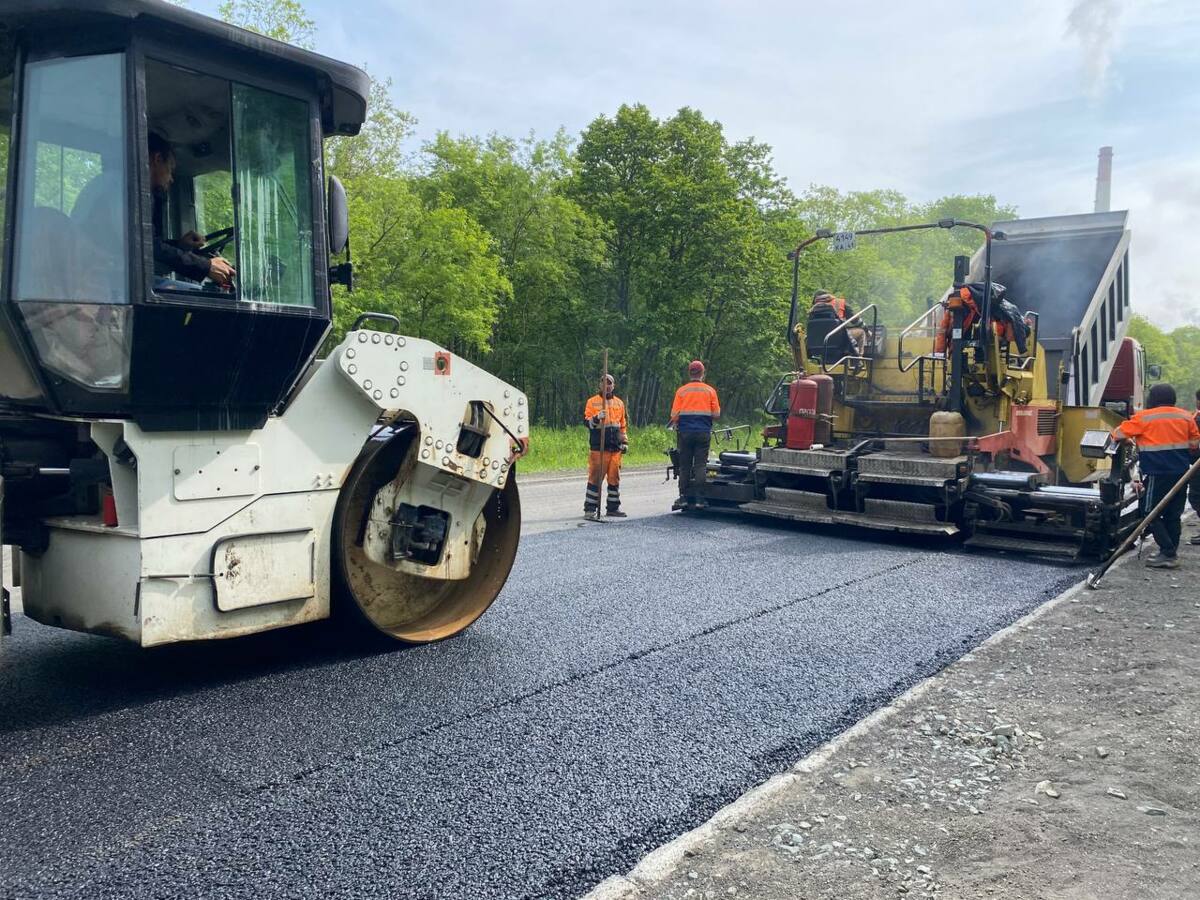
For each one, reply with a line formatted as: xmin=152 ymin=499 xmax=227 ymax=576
xmin=193 ymin=0 xmax=1200 ymax=328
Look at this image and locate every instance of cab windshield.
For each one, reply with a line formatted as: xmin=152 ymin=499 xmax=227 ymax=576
xmin=146 ymin=59 xmax=316 ymax=308
xmin=11 ymin=52 xmax=131 ymax=390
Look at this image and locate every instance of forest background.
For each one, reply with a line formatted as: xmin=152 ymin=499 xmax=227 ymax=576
xmin=211 ymin=0 xmax=1200 ymax=448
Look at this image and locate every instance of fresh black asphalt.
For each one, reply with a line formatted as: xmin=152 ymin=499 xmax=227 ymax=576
xmin=0 ymin=513 xmax=1080 ymax=899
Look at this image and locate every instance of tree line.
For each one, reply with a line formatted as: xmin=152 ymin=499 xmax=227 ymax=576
xmin=219 ymin=0 xmax=1015 ymax=427
xmin=1128 ymin=316 xmax=1200 ymax=408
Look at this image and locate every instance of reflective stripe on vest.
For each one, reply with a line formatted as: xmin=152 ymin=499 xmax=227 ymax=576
xmin=1140 ymin=410 xmax=1194 ymax=423
xmin=672 ymin=383 xmax=719 ymax=415
xmin=1138 ymin=442 xmax=1196 ymax=452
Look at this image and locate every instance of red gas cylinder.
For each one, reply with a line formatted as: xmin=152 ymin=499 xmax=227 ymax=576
xmin=786 ymin=376 xmax=818 ymax=450
xmin=810 ymin=373 xmax=834 ymax=445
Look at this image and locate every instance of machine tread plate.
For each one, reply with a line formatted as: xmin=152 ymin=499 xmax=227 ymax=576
xmin=964 ymin=533 xmax=1082 ymax=558
xmin=756 ymin=462 xmax=843 ymax=478
xmin=855 ymin=473 xmax=959 ymax=488
xmin=856 ymin=452 xmax=966 ymax=483
xmin=741 ymin=500 xmax=959 ymax=535
xmin=758 ymin=447 xmax=851 ymax=472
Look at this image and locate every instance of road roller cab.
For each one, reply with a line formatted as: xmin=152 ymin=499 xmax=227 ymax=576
xmin=0 ymin=0 xmax=366 ymax=430
xmin=0 ymin=2 xmax=528 ymax=648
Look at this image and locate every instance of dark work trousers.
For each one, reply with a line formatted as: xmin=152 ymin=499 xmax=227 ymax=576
xmin=677 ymin=431 xmax=711 ymax=501
xmin=1189 ymin=467 xmax=1200 ymax=519
xmin=1145 ymin=472 xmax=1189 ymax=558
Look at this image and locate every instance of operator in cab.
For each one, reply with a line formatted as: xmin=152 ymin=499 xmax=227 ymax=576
xmin=148 ymin=132 xmax=236 ymax=291
xmin=808 ymin=290 xmax=866 ymax=357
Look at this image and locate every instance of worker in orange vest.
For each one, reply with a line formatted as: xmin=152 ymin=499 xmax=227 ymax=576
xmin=670 ymin=360 xmax=721 ymax=511
xmin=934 ymin=284 xmax=1028 ymax=355
xmin=1111 ymin=383 xmax=1200 ymax=568
xmin=809 ymin=290 xmax=865 ymax=356
xmin=583 ymin=374 xmax=628 ymax=518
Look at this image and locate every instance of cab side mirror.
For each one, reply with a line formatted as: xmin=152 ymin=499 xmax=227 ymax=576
xmin=1147 ymin=364 xmax=1163 ymax=381
xmin=328 ymin=175 xmax=349 ymax=256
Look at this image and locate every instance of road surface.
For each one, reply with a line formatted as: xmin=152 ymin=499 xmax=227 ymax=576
xmin=0 ymin=471 xmax=1082 ymax=899
xmin=521 ymin=465 xmax=676 ymax=534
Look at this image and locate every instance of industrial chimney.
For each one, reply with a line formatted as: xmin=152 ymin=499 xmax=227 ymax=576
xmin=1094 ymin=146 xmax=1113 ymax=213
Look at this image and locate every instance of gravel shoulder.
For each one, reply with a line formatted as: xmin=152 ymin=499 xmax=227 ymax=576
xmin=590 ymin=532 xmax=1200 ymax=900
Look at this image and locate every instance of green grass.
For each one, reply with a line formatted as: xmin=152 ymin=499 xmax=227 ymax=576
xmin=520 ymin=424 xmax=761 ymax=474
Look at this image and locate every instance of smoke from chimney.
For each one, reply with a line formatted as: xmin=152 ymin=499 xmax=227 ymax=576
xmin=1067 ymin=0 xmax=1124 ymax=98
xmin=1095 ymin=146 xmax=1113 ymax=213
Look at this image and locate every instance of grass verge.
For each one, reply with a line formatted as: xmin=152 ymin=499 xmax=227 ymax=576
xmin=520 ymin=425 xmax=760 ymax=474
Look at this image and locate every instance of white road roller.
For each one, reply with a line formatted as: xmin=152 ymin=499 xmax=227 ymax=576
xmin=0 ymin=0 xmax=526 ymax=646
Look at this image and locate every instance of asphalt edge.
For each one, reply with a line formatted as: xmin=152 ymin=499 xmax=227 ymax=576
xmin=581 ymin=554 xmax=1125 ymax=900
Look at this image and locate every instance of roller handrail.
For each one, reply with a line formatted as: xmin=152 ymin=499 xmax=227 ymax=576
xmin=820 ymin=304 xmax=878 ymax=375
xmin=351 ymin=312 xmax=401 ymax=333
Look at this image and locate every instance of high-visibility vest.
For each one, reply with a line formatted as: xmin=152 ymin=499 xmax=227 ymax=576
xmin=671 ymin=381 xmax=720 ymax=433
xmin=584 ymin=394 xmax=626 ymax=450
xmin=1112 ymin=406 xmax=1200 ymax=475
xmin=814 ymin=296 xmax=847 ymax=320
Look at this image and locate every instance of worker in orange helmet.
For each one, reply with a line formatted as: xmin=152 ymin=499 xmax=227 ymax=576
xmin=583 ymin=374 xmax=628 ymax=518
xmin=670 ymin=360 xmax=721 ymax=511
xmin=1111 ymin=382 xmax=1200 ymax=568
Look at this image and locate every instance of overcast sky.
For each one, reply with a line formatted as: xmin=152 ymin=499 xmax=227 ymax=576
xmin=196 ymin=0 xmax=1200 ymax=329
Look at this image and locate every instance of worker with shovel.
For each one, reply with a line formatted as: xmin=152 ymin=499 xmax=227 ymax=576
xmin=1111 ymin=383 xmax=1200 ymax=569
xmin=583 ymin=375 xmax=628 ymax=518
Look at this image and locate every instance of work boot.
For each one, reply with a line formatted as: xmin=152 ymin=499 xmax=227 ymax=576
xmin=606 ymin=508 xmax=628 ymax=518
xmin=671 ymin=498 xmax=687 ymax=512
xmin=1145 ymin=551 xmax=1181 ymax=569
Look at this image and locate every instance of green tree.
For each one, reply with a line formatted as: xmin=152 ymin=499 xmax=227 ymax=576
xmin=571 ymin=105 xmax=792 ymax=425
xmin=1125 ymin=315 xmax=1200 ymax=406
xmin=217 ymin=0 xmax=316 ymax=48
xmin=328 ymin=75 xmax=416 ymax=181
xmin=1129 ymin=314 xmax=1179 ymax=382
xmin=335 ymin=177 xmax=509 ymax=354
xmin=418 ymin=131 xmax=608 ymax=423
xmin=787 ymin=188 xmax=1017 ymax=329
xmin=1169 ymin=324 xmax=1200 ymax=405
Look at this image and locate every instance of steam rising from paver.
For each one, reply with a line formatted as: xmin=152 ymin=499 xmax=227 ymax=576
xmin=1067 ymin=0 xmax=1125 ymax=98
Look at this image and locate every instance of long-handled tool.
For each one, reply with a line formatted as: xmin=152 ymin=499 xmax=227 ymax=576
xmin=593 ymin=348 xmax=609 ymax=522
xmin=1086 ymin=455 xmax=1200 ymax=588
